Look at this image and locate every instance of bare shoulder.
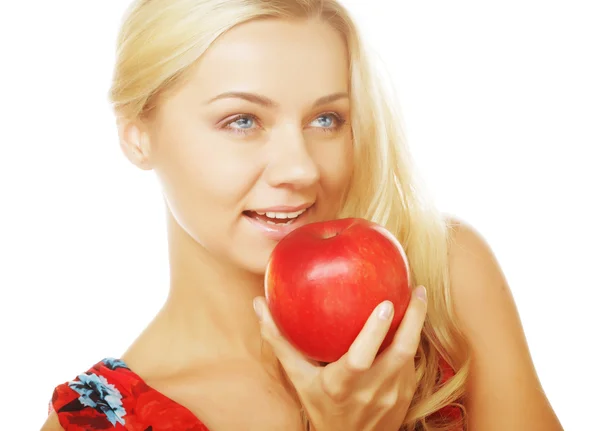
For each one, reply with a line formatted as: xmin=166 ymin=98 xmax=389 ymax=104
xmin=445 ymin=217 xmax=522 ymax=328
xmin=40 ymin=412 xmax=64 ymax=431
xmin=444 ymin=216 xmax=563 ymax=430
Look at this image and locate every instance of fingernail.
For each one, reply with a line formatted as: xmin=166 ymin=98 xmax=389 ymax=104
xmin=253 ymin=298 xmax=263 ymax=321
xmin=378 ymin=301 xmax=393 ymax=320
xmin=415 ymin=286 xmax=427 ymax=303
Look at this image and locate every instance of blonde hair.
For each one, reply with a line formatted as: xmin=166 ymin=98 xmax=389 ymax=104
xmin=109 ymin=0 xmax=471 ymax=429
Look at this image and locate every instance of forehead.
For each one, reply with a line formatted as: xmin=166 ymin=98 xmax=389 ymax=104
xmin=179 ymin=18 xmax=350 ymax=106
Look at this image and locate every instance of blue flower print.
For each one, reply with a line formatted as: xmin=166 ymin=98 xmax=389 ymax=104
xmin=102 ymin=357 xmax=129 ymax=371
xmin=68 ymin=373 xmax=127 ymax=426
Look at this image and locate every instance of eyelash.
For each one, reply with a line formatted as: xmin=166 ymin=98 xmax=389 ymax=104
xmin=221 ymin=112 xmax=347 ymax=136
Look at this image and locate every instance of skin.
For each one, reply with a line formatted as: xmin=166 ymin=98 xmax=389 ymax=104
xmin=448 ymin=220 xmax=563 ymax=430
xmin=42 ymin=17 xmax=563 ymax=431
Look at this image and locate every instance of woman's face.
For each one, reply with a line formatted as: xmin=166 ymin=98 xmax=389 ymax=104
xmin=136 ymin=18 xmax=353 ymax=274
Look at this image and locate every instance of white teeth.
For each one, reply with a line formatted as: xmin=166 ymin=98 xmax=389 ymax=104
xmin=262 ymin=209 xmax=306 ymax=220
xmin=264 ymin=219 xmax=294 ymax=225
xmin=248 ymin=207 xmax=309 ymax=226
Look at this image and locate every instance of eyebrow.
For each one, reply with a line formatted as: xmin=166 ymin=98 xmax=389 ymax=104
xmin=206 ymin=91 xmax=349 ymax=108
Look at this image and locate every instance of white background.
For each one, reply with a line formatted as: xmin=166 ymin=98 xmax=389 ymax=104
xmin=1 ymin=0 xmax=598 ymax=428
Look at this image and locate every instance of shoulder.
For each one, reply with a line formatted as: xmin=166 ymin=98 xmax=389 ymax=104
xmin=445 ymin=216 xmax=505 ymax=297
xmin=444 ymin=216 xmax=524 ymax=336
xmin=443 ymin=216 xmax=563 ymax=429
xmin=46 ymin=358 xmax=132 ymax=431
xmin=444 ymin=215 xmax=526 ymax=358
xmin=444 ymin=217 xmax=519 ymax=346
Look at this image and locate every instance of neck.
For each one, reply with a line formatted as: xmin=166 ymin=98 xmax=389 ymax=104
xmin=158 ymin=208 xmax=270 ymax=363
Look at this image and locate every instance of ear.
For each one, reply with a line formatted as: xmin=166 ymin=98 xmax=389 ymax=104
xmin=116 ymin=117 xmax=153 ymax=171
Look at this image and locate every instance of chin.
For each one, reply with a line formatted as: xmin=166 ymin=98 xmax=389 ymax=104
xmin=244 ymin=261 xmax=270 ymax=277
xmin=234 ymin=249 xmax=273 ymax=277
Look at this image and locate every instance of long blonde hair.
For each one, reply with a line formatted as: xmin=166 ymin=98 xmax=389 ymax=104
xmin=109 ymin=0 xmax=470 ymax=429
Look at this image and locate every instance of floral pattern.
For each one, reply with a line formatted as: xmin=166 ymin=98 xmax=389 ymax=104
xmin=50 ymin=358 xmax=209 ymax=430
xmin=101 ymin=357 xmax=129 ymax=371
xmin=50 ymin=357 xmax=462 ymax=430
xmin=68 ymin=372 xmax=126 ymax=426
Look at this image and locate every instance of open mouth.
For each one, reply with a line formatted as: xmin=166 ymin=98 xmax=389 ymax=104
xmin=242 ymin=207 xmax=309 ymax=226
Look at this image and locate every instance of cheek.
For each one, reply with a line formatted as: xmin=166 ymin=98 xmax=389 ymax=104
xmin=153 ymin=130 xmax=261 ymax=224
xmin=314 ymin=137 xmax=354 ymax=196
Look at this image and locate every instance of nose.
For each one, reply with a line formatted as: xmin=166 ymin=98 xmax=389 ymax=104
xmin=264 ymin=126 xmax=320 ymax=189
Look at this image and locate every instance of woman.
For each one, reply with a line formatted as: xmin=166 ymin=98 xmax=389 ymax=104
xmin=42 ymin=0 xmax=563 ymax=430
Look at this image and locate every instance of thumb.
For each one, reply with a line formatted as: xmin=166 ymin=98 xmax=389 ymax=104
xmin=253 ymin=297 xmax=318 ymax=385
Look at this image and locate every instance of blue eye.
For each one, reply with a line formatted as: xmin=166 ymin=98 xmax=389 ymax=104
xmin=312 ymin=115 xmax=335 ymax=128
xmin=230 ymin=116 xmax=255 ymax=129
xmin=222 ymin=114 xmax=259 ymax=136
xmin=221 ymin=112 xmax=346 ymax=137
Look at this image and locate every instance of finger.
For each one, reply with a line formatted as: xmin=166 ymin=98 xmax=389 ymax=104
xmin=381 ymin=285 xmax=428 ymax=367
xmin=253 ymin=297 xmax=318 ymax=384
xmin=322 ymin=301 xmax=394 ymax=394
xmin=345 ymin=300 xmax=395 ymax=371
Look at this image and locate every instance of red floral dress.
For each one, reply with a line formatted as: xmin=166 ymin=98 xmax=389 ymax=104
xmin=50 ymin=357 xmax=462 ymax=430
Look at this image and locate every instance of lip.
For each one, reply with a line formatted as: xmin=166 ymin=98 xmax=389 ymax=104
xmin=243 ymin=204 xmax=313 ymax=241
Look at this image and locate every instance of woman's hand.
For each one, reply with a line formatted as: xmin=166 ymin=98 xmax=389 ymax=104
xmin=253 ymin=285 xmax=428 ymax=431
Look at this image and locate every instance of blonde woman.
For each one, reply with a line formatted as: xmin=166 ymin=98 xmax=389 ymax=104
xmin=42 ymin=0 xmax=562 ymax=430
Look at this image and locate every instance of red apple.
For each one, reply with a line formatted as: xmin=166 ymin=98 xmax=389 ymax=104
xmin=264 ymin=217 xmax=411 ymax=363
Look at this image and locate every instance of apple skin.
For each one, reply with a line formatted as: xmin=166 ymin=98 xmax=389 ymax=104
xmin=264 ymin=217 xmax=412 ymax=363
